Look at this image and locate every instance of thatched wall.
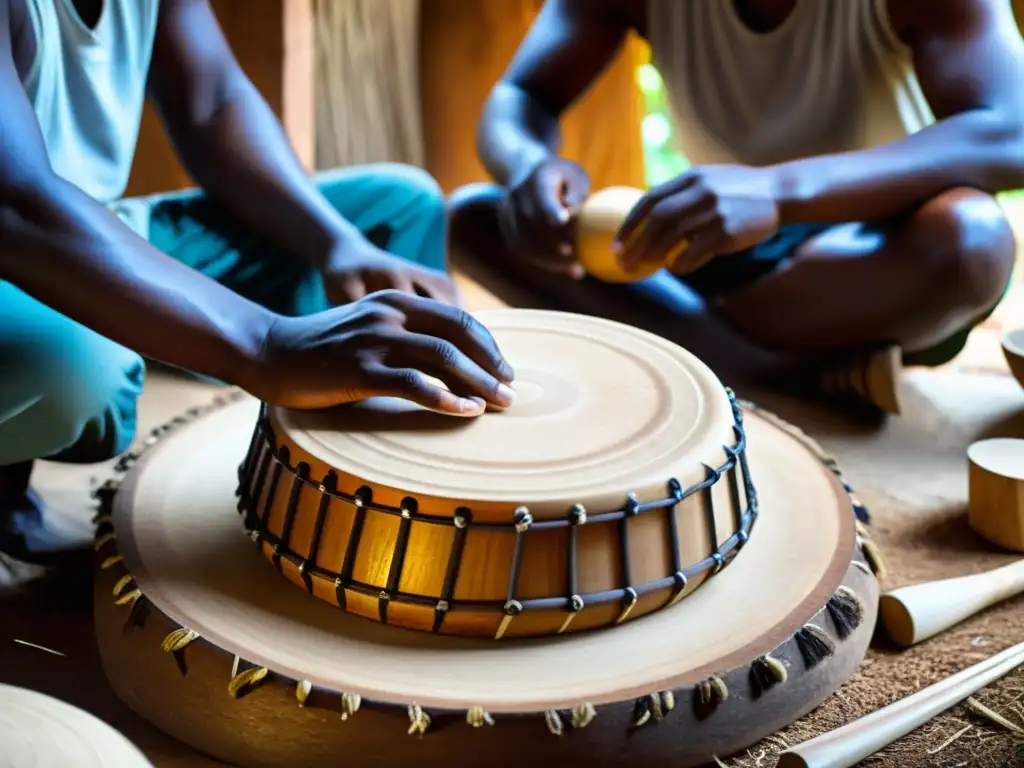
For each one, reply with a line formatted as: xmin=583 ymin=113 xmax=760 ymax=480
xmin=125 ymin=0 xmax=644 ymax=197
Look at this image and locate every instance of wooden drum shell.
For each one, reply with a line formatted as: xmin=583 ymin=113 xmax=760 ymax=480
xmin=93 ymin=545 xmax=877 ymax=768
xmin=237 ymin=397 xmax=755 ymax=639
xmin=91 ymin=392 xmax=883 ymax=768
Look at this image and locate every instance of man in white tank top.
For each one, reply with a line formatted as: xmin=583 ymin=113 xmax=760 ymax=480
xmin=455 ymin=0 xmax=1022 ymax=400
xmin=0 ymin=0 xmax=516 ymax=562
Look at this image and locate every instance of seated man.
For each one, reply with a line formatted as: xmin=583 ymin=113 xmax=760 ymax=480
xmin=452 ymin=0 xmax=1022 ymax=402
xmin=0 ymin=0 xmax=515 ymax=561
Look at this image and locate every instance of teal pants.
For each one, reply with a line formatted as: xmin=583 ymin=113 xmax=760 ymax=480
xmin=0 ymin=163 xmax=448 ymax=467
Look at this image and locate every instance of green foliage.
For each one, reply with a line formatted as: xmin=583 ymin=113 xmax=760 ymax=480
xmin=636 ymin=64 xmax=688 ymax=186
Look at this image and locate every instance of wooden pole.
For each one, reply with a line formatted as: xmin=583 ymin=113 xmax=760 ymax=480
xmin=418 ymin=0 xmax=647 ymax=194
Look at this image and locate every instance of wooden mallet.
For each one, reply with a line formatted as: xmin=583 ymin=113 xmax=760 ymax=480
xmin=880 ymin=558 xmax=1024 ymax=648
xmin=574 ymin=186 xmax=689 ymax=283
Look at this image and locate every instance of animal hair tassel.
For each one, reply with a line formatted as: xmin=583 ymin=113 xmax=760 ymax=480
xmin=100 ymin=554 xmax=124 ymax=570
xmin=112 ymin=574 xmax=136 ymax=600
xmin=750 ymin=654 xmax=787 ymax=695
xmin=571 ymin=702 xmax=597 ymax=729
xmin=296 ymin=680 xmax=313 ymax=707
xmin=160 ymin=628 xmax=199 ymax=653
xmin=407 ymin=704 xmax=431 ymax=736
xmin=340 ymin=692 xmax=362 ymax=720
xmin=544 ymin=709 xmax=564 ymax=736
xmin=466 ymin=706 xmax=495 ymax=728
xmin=698 ymin=676 xmax=729 ymax=707
xmin=630 ymin=691 xmax=675 ymax=729
xmin=794 ymin=624 xmax=835 ymax=669
xmin=228 ymin=656 xmax=269 ymax=700
xmin=826 ymin=586 xmax=864 ymax=640
xmin=857 ymin=536 xmax=887 ymax=580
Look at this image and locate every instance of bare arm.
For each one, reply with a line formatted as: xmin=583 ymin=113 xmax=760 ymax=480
xmin=146 ymin=0 xmax=362 ymax=270
xmin=0 ymin=0 xmax=271 ymax=386
xmin=476 ymin=0 xmax=631 ymax=187
xmin=772 ymin=0 xmax=1024 ymax=224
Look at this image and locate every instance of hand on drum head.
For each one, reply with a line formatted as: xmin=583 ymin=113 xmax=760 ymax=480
xmin=498 ymin=157 xmax=591 ymax=278
xmin=248 ymin=291 xmax=517 ymax=415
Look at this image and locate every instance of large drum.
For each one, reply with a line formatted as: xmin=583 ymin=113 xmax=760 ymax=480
xmin=237 ymin=310 xmax=754 ymax=638
xmin=93 ymin=310 xmax=881 ymax=767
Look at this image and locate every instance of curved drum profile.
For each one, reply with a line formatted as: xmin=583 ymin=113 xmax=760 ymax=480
xmin=238 ymin=310 xmax=757 ymax=638
xmin=92 ymin=311 xmax=883 ymax=768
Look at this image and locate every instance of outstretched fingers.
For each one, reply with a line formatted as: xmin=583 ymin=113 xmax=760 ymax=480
xmin=389 ymin=332 xmax=516 ymax=410
xmin=396 ymin=295 xmax=516 ymax=384
xmin=371 ymin=366 xmax=487 ymax=417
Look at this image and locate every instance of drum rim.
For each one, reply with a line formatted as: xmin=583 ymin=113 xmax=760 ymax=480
xmin=0 ymin=683 xmax=154 ymax=767
xmin=97 ymin=391 xmax=880 ymax=713
xmin=269 ymin=307 xmax=737 ymax=516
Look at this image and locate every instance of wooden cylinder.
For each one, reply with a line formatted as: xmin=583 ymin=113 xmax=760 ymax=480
xmin=967 ymin=438 xmax=1024 ymax=552
xmin=418 ymin=0 xmax=647 ymax=194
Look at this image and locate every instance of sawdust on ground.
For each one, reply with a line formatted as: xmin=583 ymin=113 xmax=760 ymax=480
xmin=719 ymin=489 xmax=1024 ymax=768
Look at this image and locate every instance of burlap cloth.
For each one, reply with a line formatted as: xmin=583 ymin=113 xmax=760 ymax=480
xmin=722 ymin=368 xmax=1024 ymax=768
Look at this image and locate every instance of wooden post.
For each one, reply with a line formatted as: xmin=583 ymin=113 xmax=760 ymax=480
xmin=418 ymin=0 xmax=647 ymax=194
xmin=124 ymin=0 xmax=315 ymax=197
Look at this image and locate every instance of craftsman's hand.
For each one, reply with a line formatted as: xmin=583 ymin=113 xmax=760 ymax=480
xmin=250 ymin=290 xmax=516 ymax=415
xmin=322 ymin=237 xmax=459 ymax=307
xmin=499 ymin=157 xmax=590 ymax=278
xmin=614 ymin=165 xmax=781 ymax=277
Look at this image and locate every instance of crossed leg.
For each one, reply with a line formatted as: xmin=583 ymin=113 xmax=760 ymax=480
xmin=448 ymin=184 xmax=1016 ymax=388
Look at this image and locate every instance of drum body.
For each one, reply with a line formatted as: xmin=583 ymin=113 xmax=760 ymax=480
xmin=92 ymin=387 xmax=881 ymax=768
xmin=237 ymin=310 xmax=756 ymax=638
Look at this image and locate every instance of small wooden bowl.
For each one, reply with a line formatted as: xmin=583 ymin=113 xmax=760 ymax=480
xmin=1003 ymin=328 xmax=1024 ymax=389
xmin=967 ymin=438 xmax=1024 ymax=552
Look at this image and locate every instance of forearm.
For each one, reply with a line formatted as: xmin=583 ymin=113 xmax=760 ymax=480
xmin=772 ymin=109 xmax=1024 ymax=224
xmin=477 ymin=83 xmax=563 ymax=187
xmin=0 ymin=176 xmax=273 ymax=385
xmin=161 ymin=76 xmax=362 ymax=270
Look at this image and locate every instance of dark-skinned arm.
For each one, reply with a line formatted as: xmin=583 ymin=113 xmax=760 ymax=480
xmin=772 ymin=0 xmax=1024 ymax=225
xmin=476 ymin=0 xmax=631 ymax=187
xmin=146 ymin=0 xmax=361 ymax=270
xmin=0 ymin=0 xmax=271 ymax=385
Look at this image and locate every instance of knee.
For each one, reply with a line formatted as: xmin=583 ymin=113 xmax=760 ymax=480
xmin=17 ymin=349 xmax=144 ymax=463
xmin=910 ymin=188 xmax=1016 ymax=312
xmin=449 ymin=182 xmax=506 ymax=215
xmin=448 ymin=183 xmax=507 ymax=254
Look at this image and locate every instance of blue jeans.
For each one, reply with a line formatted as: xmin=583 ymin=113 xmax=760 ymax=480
xmin=0 ymin=163 xmax=447 ymax=466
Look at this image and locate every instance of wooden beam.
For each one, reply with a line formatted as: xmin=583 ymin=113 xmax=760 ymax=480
xmin=418 ymin=0 xmax=646 ymax=194
xmin=124 ymin=0 xmax=315 ymax=197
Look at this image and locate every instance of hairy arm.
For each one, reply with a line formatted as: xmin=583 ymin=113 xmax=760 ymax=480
xmin=0 ymin=0 xmax=271 ymax=385
xmin=476 ymin=0 xmax=631 ymax=187
xmin=772 ymin=0 xmax=1024 ymax=224
xmin=147 ymin=0 xmax=362 ymax=270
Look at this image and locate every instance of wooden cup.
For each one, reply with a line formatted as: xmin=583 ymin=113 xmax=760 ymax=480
xmin=967 ymin=438 xmax=1024 ymax=552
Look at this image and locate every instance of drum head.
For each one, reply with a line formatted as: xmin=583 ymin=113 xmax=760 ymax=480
xmin=273 ymin=309 xmax=736 ymax=519
xmin=0 ymin=684 xmax=153 ymax=768
xmin=111 ymin=396 xmax=855 ymax=711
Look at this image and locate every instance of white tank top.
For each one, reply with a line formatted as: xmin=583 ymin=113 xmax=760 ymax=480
xmin=646 ymin=0 xmax=935 ymax=167
xmin=17 ymin=0 xmax=159 ymax=204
